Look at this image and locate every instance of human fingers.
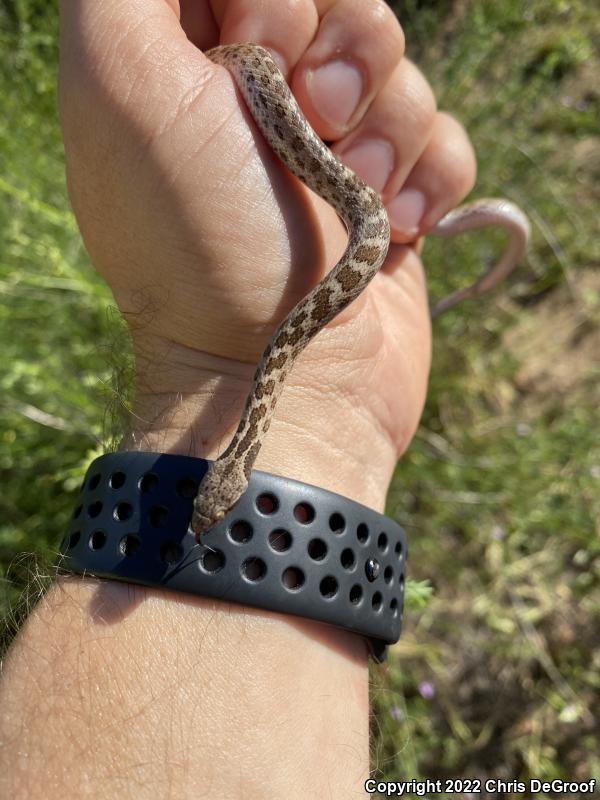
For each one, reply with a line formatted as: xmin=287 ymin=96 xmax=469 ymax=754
xmin=209 ymin=0 xmax=320 ymax=73
xmin=389 ymin=111 xmax=477 ymax=239
xmin=331 ymin=62 xmax=476 ymax=241
xmin=290 ymin=0 xmax=405 ymax=139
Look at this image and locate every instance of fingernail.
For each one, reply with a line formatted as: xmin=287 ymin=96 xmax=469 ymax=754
xmin=306 ymin=60 xmax=363 ymax=129
xmin=340 ymin=139 xmax=394 ymax=193
xmin=388 ymin=188 xmax=427 ymax=236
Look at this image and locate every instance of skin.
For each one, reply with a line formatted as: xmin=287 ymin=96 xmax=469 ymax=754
xmin=0 ymin=1 xmax=477 ymax=797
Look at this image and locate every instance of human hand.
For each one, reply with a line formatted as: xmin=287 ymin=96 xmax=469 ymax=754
xmin=58 ymin=0 xmax=476 ymax=512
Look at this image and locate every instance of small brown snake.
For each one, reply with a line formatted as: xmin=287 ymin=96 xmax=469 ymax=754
xmin=190 ymin=43 xmax=530 ymax=540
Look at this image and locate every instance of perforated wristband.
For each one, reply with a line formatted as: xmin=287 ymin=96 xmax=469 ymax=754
xmin=59 ymin=452 xmax=408 ymax=662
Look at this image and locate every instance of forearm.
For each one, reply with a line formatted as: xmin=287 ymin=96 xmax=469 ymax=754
xmin=0 ymin=371 xmax=395 ymax=800
xmin=0 ymin=581 xmax=368 ymax=798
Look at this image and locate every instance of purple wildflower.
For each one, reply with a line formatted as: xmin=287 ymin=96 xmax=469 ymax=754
xmin=418 ymin=681 xmax=435 ymax=700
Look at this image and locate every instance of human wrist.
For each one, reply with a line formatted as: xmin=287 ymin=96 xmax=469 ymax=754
xmin=121 ymin=344 xmax=399 ymax=515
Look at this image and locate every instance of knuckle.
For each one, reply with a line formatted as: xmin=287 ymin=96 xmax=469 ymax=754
xmin=404 ymin=62 xmax=437 ymax=131
xmin=363 ymin=0 xmax=405 ymax=50
xmin=432 ymin=112 xmax=478 ymax=194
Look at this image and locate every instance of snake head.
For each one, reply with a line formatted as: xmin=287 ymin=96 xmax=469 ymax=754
xmin=190 ymin=459 xmax=250 ymax=542
xmin=190 ymin=505 xmax=225 ymax=543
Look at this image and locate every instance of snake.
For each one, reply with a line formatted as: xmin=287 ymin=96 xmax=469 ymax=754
xmin=190 ymin=43 xmax=530 ymax=540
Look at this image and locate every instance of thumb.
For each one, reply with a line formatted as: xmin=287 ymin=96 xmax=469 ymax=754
xmin=58 ymin=0 xmax=215 ymax=134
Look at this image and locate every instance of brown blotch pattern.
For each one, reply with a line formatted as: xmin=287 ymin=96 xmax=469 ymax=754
xmin=243 ymin=442 xmax=261 ymax=479
xmin=255 ymin=379 xmax=276 ymax=398
xmin=249 ymin=404 xmax=267 ymax=426
xmin=235 ymin=429 xmax=255 ymax=457
xmin=336 ymin=264 xmax=363 ymax=291
xmin=264 ymin=352 xmax=288 ymax=375
xmin=287 ymin=327 xmax=305 ymax=346
xmin=354 ymin=243 xmax=382 ymax=264
xmin=310 ymin=286 xmax=333 ymax=322
xmin=274 ymin=329 xmax=289 ymax=348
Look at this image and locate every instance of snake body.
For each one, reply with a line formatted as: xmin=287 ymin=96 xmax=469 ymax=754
xmin=190 ymin=43 xmax=530 ymax=539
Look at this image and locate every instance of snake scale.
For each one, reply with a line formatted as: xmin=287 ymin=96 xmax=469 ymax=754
xmin=190 ymin=43 xmax=530 ymax=540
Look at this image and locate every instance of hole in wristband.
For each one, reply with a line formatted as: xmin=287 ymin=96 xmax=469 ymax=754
xmin=139 ymin=472 xmax=159 ymax=493
xmin=87 ymin=501 xmax=102 ymax=519
xmin=269 ymin=529 xmax=292 ymax=552
xmin=384 ymin=566 xmax=394 ymax=584
xmin=200 ymin=548 xmax=224 ymax=572
xmin=256 ymin=493 xmax=278 ymax=515
xmin=161 ymin=540 xmax=184 ymax=564
xmin=399 ymin=576 xmax=405 ymax=595
xmin=377 ymin=532 xmax=388 ymax=552
xmin=293 ymin=502 xmax=315 ymax=524
xmin=307 ymin=538 xmax=327 ymax=561
xmin=372 ymin=591 xmax=383 ymax=612
xmin=341 ymin=548 xmax=355 ymax=569
xmin=390 ymin=597 xmax=399 ymax=616
xmin=176 ymin=477 xmax=198 ymax=498
xmin=89 ymin=530 xmax=107 ymax=550
xmin=242 ymin=557 xmax=266 ymax=582
xmin=349 ymin=584 xmax=363 ymax=605
xmin=365 ymin=558 xmax=380 ymax=582
xmin=119 ymin=534 xmax=141 ymax=557
xmin=72 ymin=504 xmax=82 ymax=520
xmin=88 ymin=473 xmax=101 ymax=491
xmin=329 ymin=513 xmax=345 ymax=534
xmin=229 ymin=520 xmax=253 ymax=544
xmin=113 ymin=502 xmax=133 ymax=522
xmin=319 ymin=575 xmax=338 ymax=599
xmin=149 ymin=505 xmax=169 ymax=527
xmin=395 ymin=540 xmax=403 ymax=559
xmin=282 ymin=566 xmax=305 ymax=591
xmin=66 ymin=531 xmax=80 ymax=550
xmin=109 ymin=471 xmax=126 ymax=489
xmin=357 ymin=523 xmax=369 ymax=544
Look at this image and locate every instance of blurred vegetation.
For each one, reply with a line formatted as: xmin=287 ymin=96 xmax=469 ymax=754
xmin=0 ymin=0 xmax=131 ymax=645
xmin=375 ymin=0 xmax=600 ymax=794
xmin=1 ymin=0 xmax=599 ymax=795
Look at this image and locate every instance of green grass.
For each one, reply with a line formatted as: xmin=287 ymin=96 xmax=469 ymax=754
xmin=376 ymin=0 xmax=600 ymax=790
xmin=0 ymin=0 xmax=131 ymax=634
xmin=1 ymin=0 xmax=599 ymax=792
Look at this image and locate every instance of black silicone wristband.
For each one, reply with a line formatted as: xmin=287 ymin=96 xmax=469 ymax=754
xmin=59 ymin=452 xmax=408 ymax=662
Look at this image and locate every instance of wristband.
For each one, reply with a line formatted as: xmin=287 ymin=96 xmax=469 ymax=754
xmin=59 ymin=452 xmax=408 ymax=662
